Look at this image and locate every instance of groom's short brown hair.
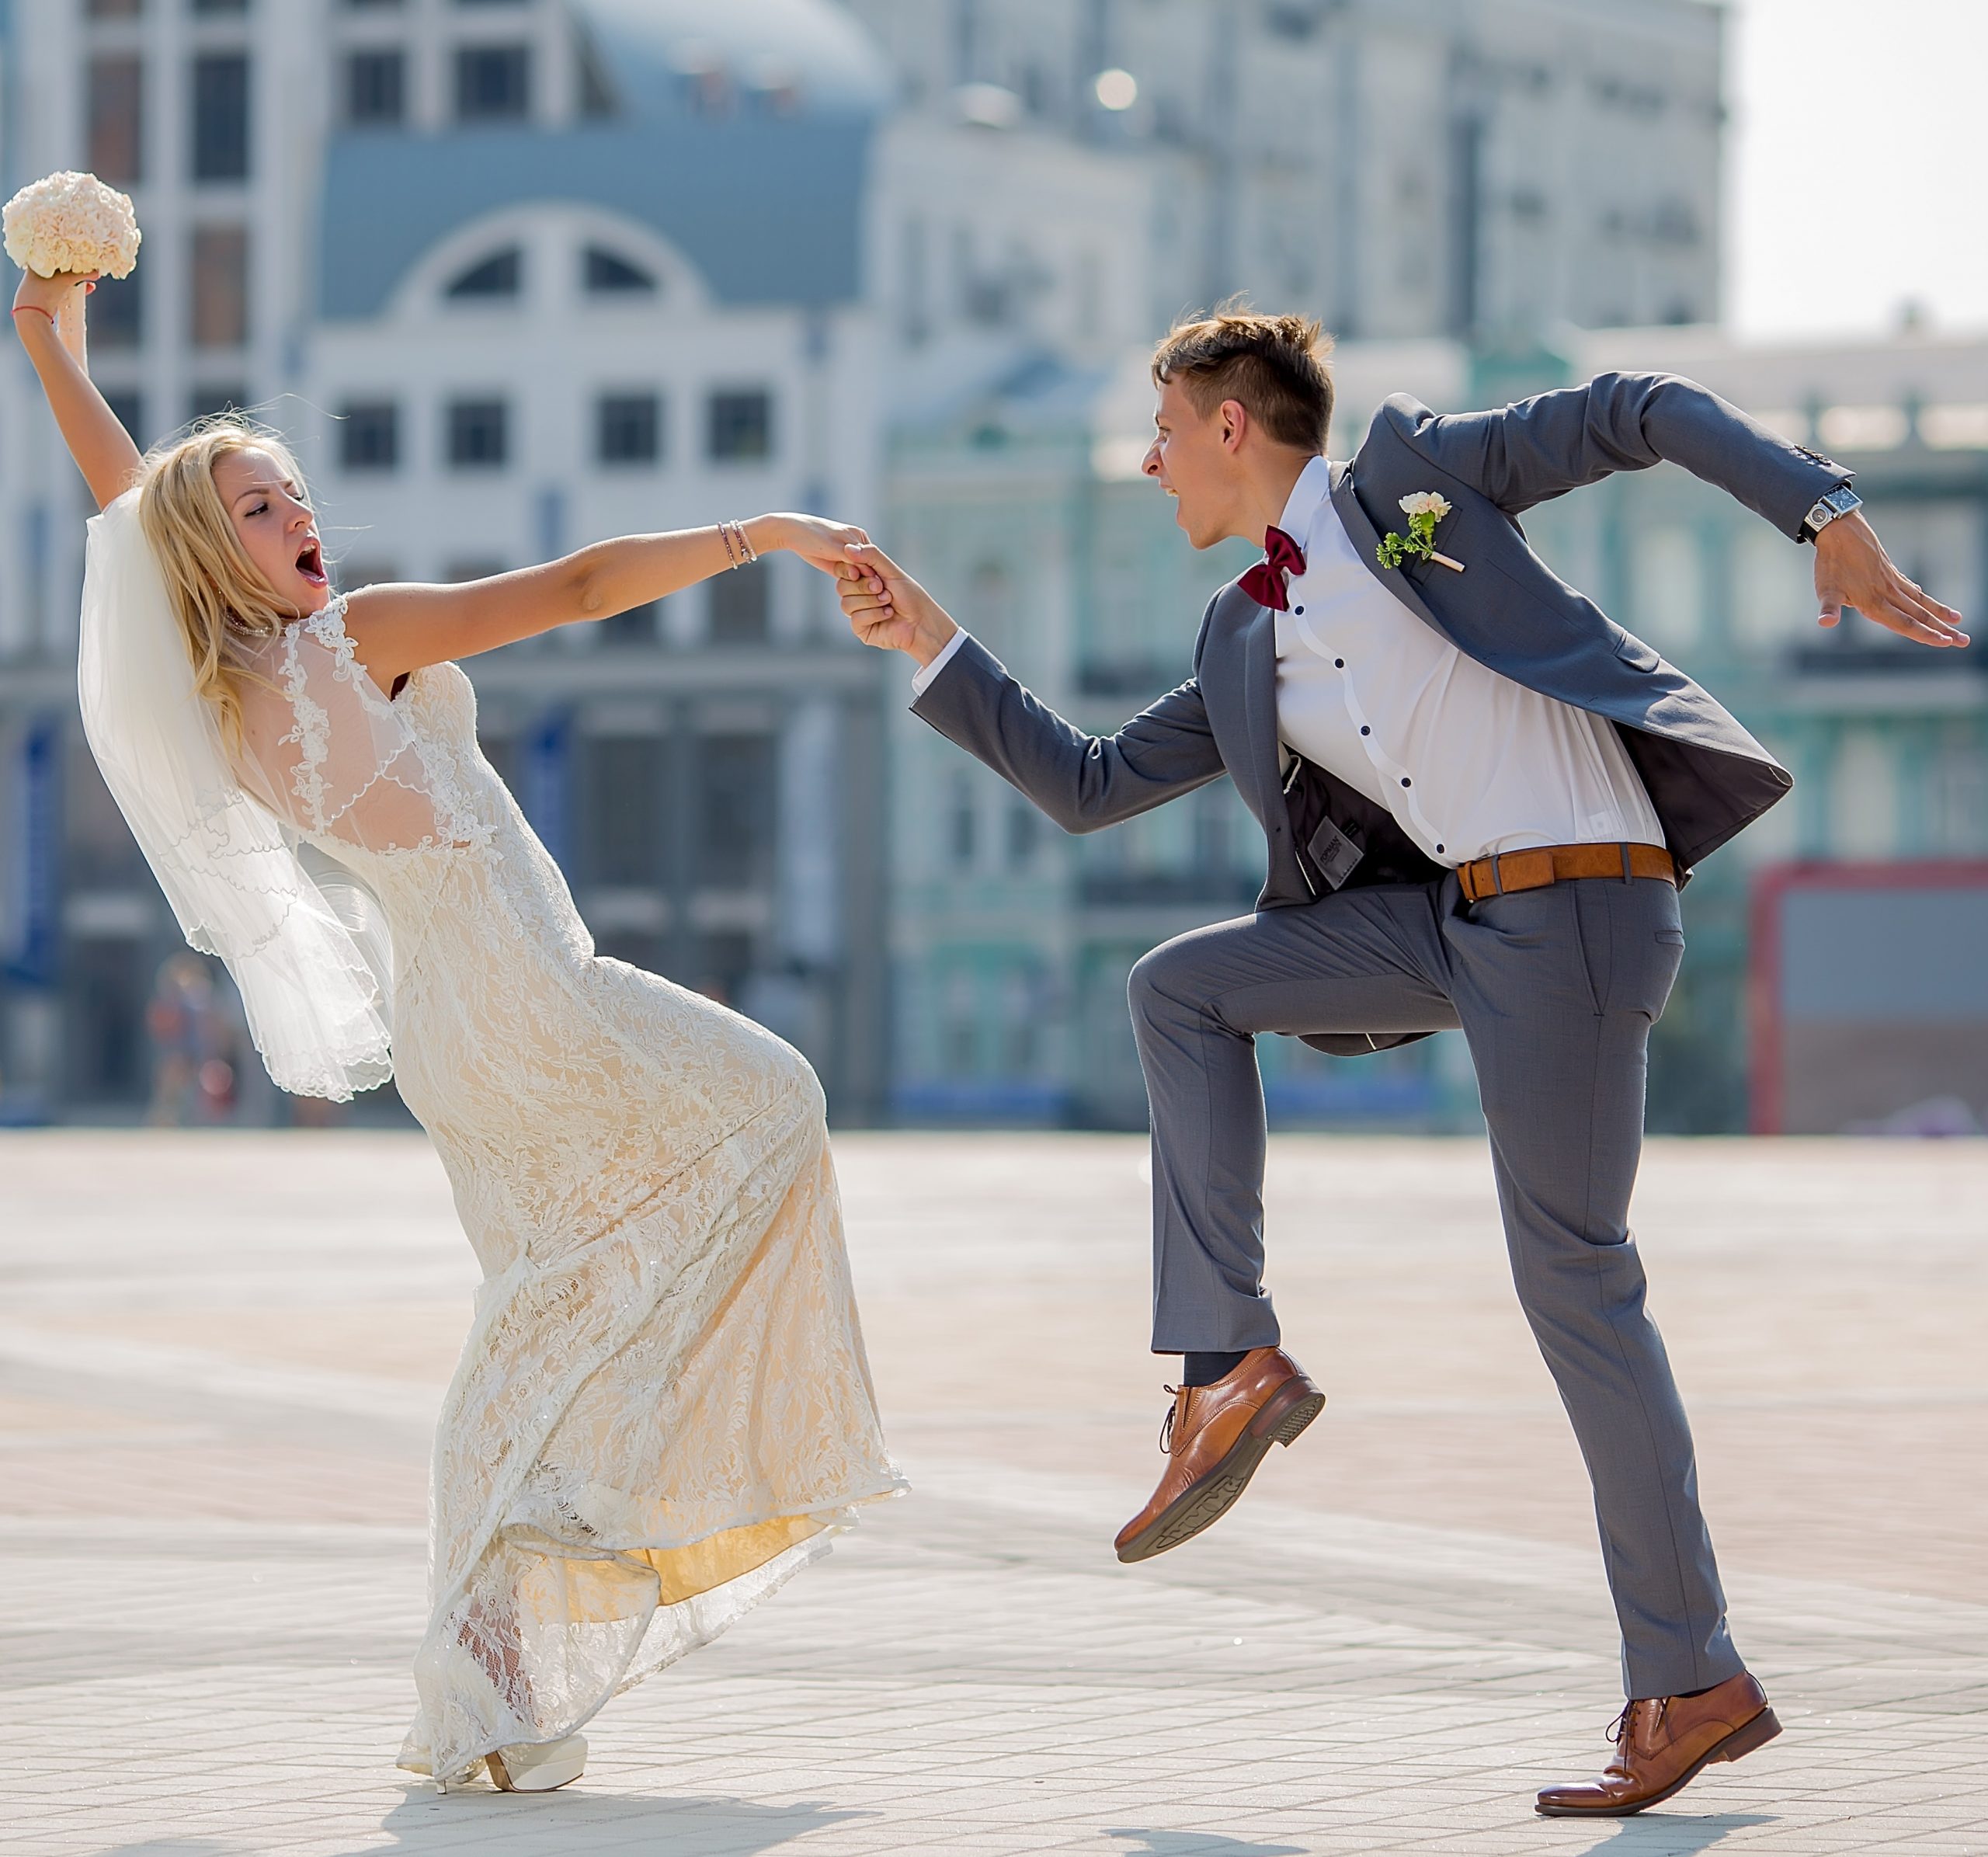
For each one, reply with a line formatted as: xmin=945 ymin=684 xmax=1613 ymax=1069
xmin=1152 ymin=305 xmax=1335 ymax=453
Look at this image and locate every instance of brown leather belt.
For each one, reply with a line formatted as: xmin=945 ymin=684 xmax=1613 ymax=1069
xmin=1457 ymin=841 xmax=1677 ymax=904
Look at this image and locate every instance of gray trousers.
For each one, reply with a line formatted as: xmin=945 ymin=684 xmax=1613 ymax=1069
xmin=1127 ymin=872 xmax=1740 ymax=1699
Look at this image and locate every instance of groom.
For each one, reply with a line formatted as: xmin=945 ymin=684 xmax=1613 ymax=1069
xmin=839 ymin=310 xmax=1967 ymax=1816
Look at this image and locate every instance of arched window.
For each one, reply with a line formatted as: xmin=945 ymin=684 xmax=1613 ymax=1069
xmin=445 ymin=248 xmax=522 ymax=300
xmin=584 ymin=246 xmax=657 ymax=295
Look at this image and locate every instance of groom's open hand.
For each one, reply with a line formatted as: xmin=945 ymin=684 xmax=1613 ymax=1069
xmin=1816 ymin=510 xmax=1969 ymax=648
xmin=838 ymin=542 xmax=959 ymax=668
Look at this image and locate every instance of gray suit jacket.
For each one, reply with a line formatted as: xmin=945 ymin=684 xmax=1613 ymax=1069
xmin=912 ymin=371 xmax=1850 ymax=1055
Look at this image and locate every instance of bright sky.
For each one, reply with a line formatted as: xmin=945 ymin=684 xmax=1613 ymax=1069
xmin=1729 ymin=0 xmax=1988 ymax=339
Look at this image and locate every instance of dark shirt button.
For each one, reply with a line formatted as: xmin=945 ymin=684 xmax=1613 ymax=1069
xmin=1401 ymin=777 xmax=1412 ymax=788
xmin=1294 ymin=605 xmax=1304 ymax=615
xmin=1333 ymin=658 xmax=1344 ymax=668
xmin=1359 ymin=725 xmax=1371 ymax=735
xmin=1436 ymin=843 xmax=1445 ymax=854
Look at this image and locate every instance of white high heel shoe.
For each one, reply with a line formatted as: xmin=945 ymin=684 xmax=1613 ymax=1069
xmin=486 ymin=1734 xmax=587 ymax=1793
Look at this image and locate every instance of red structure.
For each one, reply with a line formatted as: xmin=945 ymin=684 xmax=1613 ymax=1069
xmin=1749 ymin=861 xmax=1988 ymax=1135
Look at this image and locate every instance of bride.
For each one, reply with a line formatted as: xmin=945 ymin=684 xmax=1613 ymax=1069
xmin=13 ymin=267 xmax=903 ymax=1792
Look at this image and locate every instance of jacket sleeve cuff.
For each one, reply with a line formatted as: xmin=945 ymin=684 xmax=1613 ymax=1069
xmin=909 ymin=628 xmax=971 ymax=700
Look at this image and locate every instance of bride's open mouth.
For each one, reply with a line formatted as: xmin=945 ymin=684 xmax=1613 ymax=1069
xmin=296 ymin=538 xmax=327 ymax=586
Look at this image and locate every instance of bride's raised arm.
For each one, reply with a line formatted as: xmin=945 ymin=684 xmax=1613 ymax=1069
xmin=340 ymin=512 xmax=871 ymax=692
xmin=11 ymin=268 xmax=144 ymax=511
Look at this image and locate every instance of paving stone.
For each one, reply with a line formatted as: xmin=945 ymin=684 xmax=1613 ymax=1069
xmin=0 ymin=1132 xmax=1982 ymax=1854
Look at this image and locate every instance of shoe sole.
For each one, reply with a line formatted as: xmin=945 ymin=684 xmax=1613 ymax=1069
xmin=1534 ymin=1706 xmax=1782 ymax=1817
xmin=487 ymin=1744 xmax=586 ymax=1793
xmin=1116 ymin=1381 xmax=1325 ymax=1565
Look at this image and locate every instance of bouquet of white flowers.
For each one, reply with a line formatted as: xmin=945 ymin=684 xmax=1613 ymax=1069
xmin=3 ymin=170 xmax=141 ymax=280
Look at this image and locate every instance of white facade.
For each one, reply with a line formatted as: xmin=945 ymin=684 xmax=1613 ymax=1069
xmin=0 ymin=0 xmax=896 ymax=1122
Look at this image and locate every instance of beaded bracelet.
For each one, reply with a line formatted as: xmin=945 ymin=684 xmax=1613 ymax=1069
xmin=719 ymin=519 xmax=758 ymax=569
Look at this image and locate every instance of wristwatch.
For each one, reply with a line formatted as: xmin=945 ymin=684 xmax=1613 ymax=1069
xmin=1801 ymin=483 xmax=1861 ymax=542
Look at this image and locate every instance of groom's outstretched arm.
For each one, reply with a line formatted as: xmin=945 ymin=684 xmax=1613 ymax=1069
xmin=1393 ymin=374 xmax=1969 ymax=649
xmin=839 ymin=543 xmax=1225 ymax=833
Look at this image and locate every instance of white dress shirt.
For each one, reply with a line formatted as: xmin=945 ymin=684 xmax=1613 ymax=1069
xmin=912 ymin=453 xmax=1663 ymax=868
xmin=1268 ymin=456 xmax=1660 ymax=866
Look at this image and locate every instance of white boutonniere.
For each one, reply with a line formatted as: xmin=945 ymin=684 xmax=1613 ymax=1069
xmin=1376 ymin=492 xmax=1464 ymax=573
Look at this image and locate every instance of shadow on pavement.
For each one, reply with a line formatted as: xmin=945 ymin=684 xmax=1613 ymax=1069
xmin=1103 ymin=1834 xmax=1311 ymax=1856
xmin=1567 ymin=1812 xmax=1778 ymax=1855
xmin=103 ymin=1794 xmax=871 ymax=1857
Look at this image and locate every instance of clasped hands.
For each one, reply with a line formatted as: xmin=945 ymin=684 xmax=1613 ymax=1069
xmin=835 ymin=544 xmax=958 ymax=668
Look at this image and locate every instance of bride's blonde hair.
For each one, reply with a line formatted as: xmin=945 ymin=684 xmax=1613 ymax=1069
xmin=137 ymin=418 xmax=313 ymax=743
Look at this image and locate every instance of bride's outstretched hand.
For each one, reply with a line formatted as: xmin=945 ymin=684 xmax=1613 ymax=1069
xmin=759 ymin=513 xmax=871 ymax=576
xmin=838 ymin=541 xmax=959 ymax=667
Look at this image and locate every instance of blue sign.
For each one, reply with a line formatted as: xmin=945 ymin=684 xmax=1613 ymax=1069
xmin=520 ymin=712 xmax=572 ymax=871
xmin=2 ymin=715 xmax=61 ymax=988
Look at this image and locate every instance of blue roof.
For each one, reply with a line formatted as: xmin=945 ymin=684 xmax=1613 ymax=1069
xmin=318 ymin=0 xmax=889 ymax=318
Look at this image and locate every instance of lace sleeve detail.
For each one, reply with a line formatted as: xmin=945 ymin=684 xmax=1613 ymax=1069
xmin=238 ymin=599 xmax=461 ymax=855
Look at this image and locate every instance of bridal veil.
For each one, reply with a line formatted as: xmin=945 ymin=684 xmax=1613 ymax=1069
xmin=77 ymin=486 xmax=429 ymax=1100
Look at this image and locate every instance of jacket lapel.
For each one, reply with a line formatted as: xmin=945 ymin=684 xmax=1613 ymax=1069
xmin=1329 ymin=458 xmax=1451 ymax=644
xmin=1203 ymin=583 xmax=1284 ymax=828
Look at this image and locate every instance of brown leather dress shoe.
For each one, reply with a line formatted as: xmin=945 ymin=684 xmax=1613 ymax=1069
xmin=1113 ymin=1346 xmax=1324 ymax=1564
xmin=1535 ymin=1671 xmax=1781 ymax=1817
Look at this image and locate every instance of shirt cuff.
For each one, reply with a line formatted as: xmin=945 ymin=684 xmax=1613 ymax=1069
xmin=910 ymin=628 xmax=970 ymax=700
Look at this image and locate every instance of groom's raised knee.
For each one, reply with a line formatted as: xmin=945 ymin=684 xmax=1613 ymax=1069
xmin=1127 ymin=937 xmax=1208 ymax=1028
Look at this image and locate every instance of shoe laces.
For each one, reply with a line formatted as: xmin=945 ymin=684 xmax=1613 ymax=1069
xmin=1158 ymin=1386 xmax=1182 ymax=1455
xmin=1606 ymin=1698 xmax=1667 ymax=1748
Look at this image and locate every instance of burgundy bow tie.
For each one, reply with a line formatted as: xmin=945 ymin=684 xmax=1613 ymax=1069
xmin=1240 ymin=526 xmax=1305 ymax=611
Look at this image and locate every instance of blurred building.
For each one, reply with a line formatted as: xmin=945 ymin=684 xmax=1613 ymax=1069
xmin=880 ymin=325 xmax=1988 ymax=1132
xmin=852 ymin=0 xmax=1725 ymax=356
xmin=0 ymin=0 xmax=894 ymax=1122
xmin=5 ymin=0 xmax=1981 ymax=1137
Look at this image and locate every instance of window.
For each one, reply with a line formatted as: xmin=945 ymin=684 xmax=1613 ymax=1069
xmin=697 ymin=734 xmax=776 ymax=887
xmin=447 ymin=397 xmax=509 ymax=468
xmin=190 ymin=224 xmax=248 ymax=348
xmin=345 ymin=49 xmax=405 ymax=124
xmin=596 ymin=391 xmax=660 ymax=466
xmin=191 ymin=53 xmax=251 ymax=182
xmin=454 ymin=44 xmax=530 ymax=121
xmin=1006 ymin=800 xmax=1037 ymax=868
xmin=948 ymin=774 xmax=976 ymax=867
xmin=88 ymin=56 xmax=144 ymax=185
xmin=710 ymin=565 xmax=768 ymax=644
xmin=601 ymin=602 xmax=659 ymax=645
xmin=582 ymin=736 xmax=665 ymax=885
xmin=576 ymin=35 xmax=617 ymax=117
xmin=193 ymin=0 xmax=248 ymax=12
xmin=707 ymin=389 xmax=772 ymax=462
xmin=87 ymin=0 xmax=142 ymax=16
xmin=188 ymin=384 xmax=250 ymax=424
xmin=584 ymin=247 xmax=655 ymax=294
xmin=90 ymin=269 xmax=143 ymax=351
xmin=339 ymin=400 xmax=398 ymax=471
xmin=445 ymin=248 xmax=520 ymax=299
xmin=102 ymin=391 xmax=146 ymax=448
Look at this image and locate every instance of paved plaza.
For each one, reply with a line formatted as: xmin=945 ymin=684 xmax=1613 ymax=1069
xmin=0 ymin=1129 xmax=1983 ymax=1855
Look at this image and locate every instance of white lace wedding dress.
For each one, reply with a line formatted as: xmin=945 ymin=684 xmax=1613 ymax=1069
xmin=231 ymin=597 xmax=904 ymax=1787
